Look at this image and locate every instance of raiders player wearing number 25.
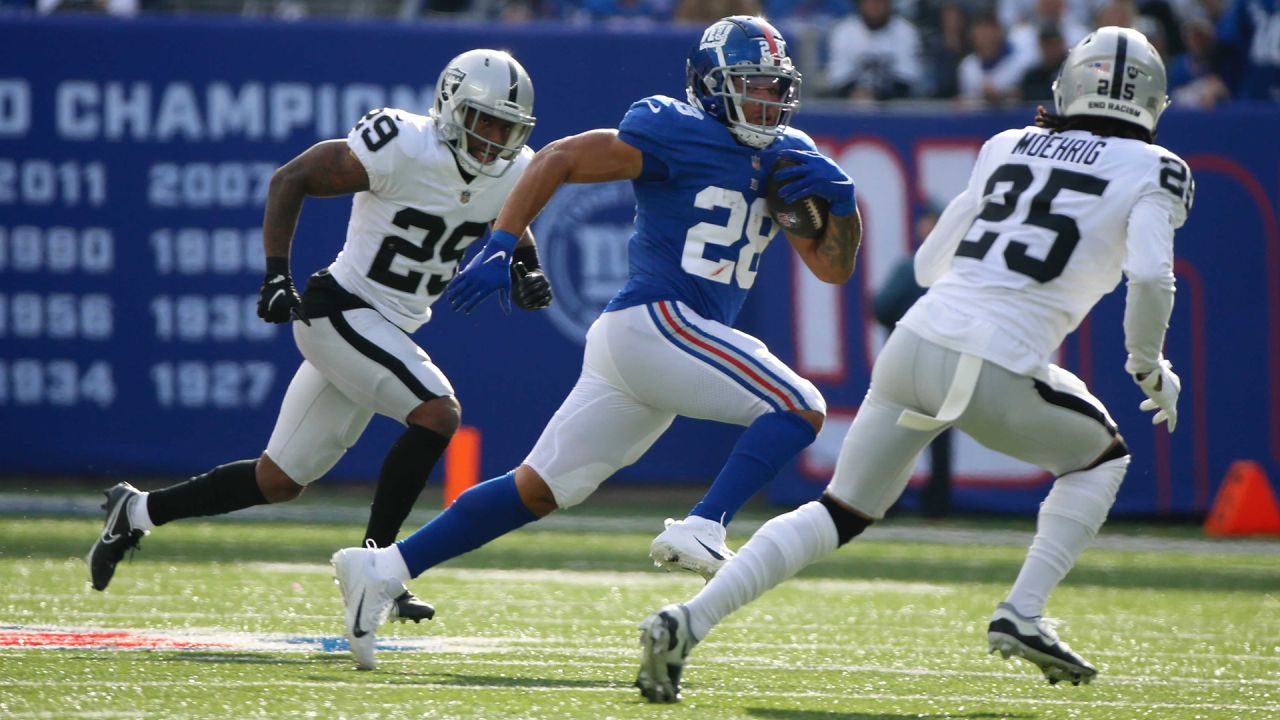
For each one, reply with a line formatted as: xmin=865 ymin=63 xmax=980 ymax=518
xmin=635 ymin=27 xmax=1195 ymax=701
xmin=87 ymin=50 xmax=549 ymax=627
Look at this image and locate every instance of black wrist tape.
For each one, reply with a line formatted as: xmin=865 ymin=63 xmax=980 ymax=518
xmin=513 ymin=245 xmax=541 ymax=271
xmin=265 ymin=256 xmax=291 ymax=276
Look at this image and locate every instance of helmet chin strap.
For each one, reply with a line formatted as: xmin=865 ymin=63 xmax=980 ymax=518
xmin=730 ymin=125 xmax=773 ymax=149
xmin=725 ymin=97 xmax=782 ymax=149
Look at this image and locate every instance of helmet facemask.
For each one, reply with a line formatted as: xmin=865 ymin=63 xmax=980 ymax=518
xmin=702 ymin=64 xmax=800 ymax=149
xmin=441 ymin=100 xmax=535 ymax=178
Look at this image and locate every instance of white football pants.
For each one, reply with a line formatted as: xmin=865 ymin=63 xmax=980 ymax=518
xmin=829 ymin=327 xmax=1119 ymax=518
xmin=265 ymin=308 xmax=453 ymax=484
xmin=526 ymin=301 xmax=826 ymax=508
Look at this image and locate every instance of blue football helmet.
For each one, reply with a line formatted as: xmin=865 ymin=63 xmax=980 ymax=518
xmin=686 ymin=16 xmax=802 ymax=149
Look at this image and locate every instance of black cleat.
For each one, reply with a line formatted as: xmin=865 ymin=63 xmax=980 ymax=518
xmin=636 ymin=604 xmax=697 ymax=703
xmin=390 ymin=590 xmax=435 ymax=623
xmin=86 ymin=482 xmax=147 ymax=591
xmin=988 ymin=602 xmax=1098 ymax=686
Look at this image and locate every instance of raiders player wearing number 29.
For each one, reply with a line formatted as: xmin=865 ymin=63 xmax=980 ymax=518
xmin=633 ymin=27 xmax=1193 ymax=701
xmin=86 ymin=50 xmax=549 ymax=630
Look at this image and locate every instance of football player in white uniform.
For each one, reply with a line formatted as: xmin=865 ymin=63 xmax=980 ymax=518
xmin=86 ymin=50 xmax=550 ymax=623
xmin=635 ymin=27 xmax=1194 ymax=701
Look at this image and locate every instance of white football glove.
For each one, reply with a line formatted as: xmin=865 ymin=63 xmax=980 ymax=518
xmin=1134 ymin=357 xmax=1181 ymax=432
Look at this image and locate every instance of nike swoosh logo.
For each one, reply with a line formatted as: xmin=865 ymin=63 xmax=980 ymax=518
xmin=694 ymin=538 xmax=725 ymax=561
xmin=99 ymin=495 xmax=126 ymax=545
xmin=352 ymin=590 xmax=369 ymax=638
xmin=266 ymin=274 xmax=285 ymax=284
xmin=483 ymin=251 xmax=508 ymax=265
xmin=267 ymin=289 xmax=285 ymax=309
xmin=644 ymin=99 xmax=662 ymax=113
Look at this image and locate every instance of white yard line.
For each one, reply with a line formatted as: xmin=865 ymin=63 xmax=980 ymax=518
xmin=3 ymin=624 xmax=1277 ymax=689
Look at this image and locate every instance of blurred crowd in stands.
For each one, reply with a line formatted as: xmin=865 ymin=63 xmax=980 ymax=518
xmin=8 ymin=0 xmax=1278 ymax=106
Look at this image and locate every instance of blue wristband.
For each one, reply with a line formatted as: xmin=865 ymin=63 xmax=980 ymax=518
xmin=487 ymin=229 xmax=519 ymax=254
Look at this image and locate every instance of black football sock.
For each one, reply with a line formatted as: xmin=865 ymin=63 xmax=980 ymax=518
xmin=147 ymin=459 xmax=265 ymax=526
xmin=364 ymin=425 xmax=451 ymax=547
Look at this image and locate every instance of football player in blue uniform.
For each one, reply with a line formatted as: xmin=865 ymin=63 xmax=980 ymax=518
xmin=328 ymin=16 xmax=861 ymax=671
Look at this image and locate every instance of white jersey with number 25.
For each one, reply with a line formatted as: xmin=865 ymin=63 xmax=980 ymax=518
xmin=901 ymin=125 xmax=1193 ymax=378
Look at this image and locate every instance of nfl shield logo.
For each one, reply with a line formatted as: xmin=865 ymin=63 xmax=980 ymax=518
xmin=460 ymin=190 xmax=471 ymax=204
xmin=752 ymin=156 xmax=761 ymax=170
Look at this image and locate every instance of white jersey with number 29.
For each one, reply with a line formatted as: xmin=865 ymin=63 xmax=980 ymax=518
xmin=901 ymin=125 xmax=1193 ymax=378
xmin=328 ymin=107 xmax=533 ymax=333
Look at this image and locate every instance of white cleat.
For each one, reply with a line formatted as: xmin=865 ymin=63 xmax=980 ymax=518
xmin=649 ymin=516 xmax=734 ymax=580
xmin=636 ymin=604 xmax=698 ymax=703
xmin=987 ymin=602 xmax=1098 ymax=686
xmin=331 ymin=546 xmax=407 ymax=671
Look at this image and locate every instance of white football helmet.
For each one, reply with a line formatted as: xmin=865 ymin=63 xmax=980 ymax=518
xmin=434 ymin=49 xmax=536 ymax=178
xmin=1052 ymin=26 xmax=1169 ymax=133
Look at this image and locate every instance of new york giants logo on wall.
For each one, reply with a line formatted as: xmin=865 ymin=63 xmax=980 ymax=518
xmin=532 ymin=182 xmax=635 ymax=344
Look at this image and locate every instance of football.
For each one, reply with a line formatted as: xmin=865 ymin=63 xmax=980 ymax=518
xmin=764 ymin=157 xmax=829 ymax=239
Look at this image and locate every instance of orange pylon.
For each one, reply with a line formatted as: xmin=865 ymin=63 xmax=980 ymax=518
xmin=443 ymin=426 xmax=481 ymax=508
xmin=1204 ymin=460 xmax=1280 ymax=537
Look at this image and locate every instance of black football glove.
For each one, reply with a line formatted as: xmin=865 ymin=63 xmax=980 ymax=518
xmin=512 ymin=262 xmax=553 ymax=310
xmin=257 ymin=256 xmax=310 ymax=325
xmin=510 ymin=246 xmax=552 ymax=311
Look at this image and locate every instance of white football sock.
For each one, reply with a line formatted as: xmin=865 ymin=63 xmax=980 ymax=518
xmin=685 ymin=500 xmax=839 ymax=641
xmin=129 ymin=492 xmax=155 ymax=532
xmin=1006 ymin=456 xmax=1127 ymax=617
xmin=385 ymin=545 xmax=412 ymax=584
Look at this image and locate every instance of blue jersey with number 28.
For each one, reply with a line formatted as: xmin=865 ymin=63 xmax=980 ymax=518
xmin=604 ymin=95 xmax=817 ymax=326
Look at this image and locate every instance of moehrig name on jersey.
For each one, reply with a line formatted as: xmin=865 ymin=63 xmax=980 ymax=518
xmin=1011 ymin=132 xmax=1106 ymax=165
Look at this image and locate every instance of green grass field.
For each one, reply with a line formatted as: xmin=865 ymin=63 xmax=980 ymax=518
xmin=1 ymin=488 xmax=1277 ymax=719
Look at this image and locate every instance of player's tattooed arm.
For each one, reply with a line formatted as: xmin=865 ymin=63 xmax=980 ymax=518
xmin=787 ymin=206 xmax=861 ymax=284
xmin=820 ymin=206 xmax=861 ymax=278
xmin=262 ymin=140 xmax=371 ymax=258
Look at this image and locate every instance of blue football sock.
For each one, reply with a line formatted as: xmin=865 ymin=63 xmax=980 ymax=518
xmin=691 ymin=411 xmax=817 ymax=526
xmin=396 ymin=471 xmax=538 ymax=578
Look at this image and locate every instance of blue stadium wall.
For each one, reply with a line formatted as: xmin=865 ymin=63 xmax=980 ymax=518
xmin=1 ymin=15 xmax=1276 ymax=517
